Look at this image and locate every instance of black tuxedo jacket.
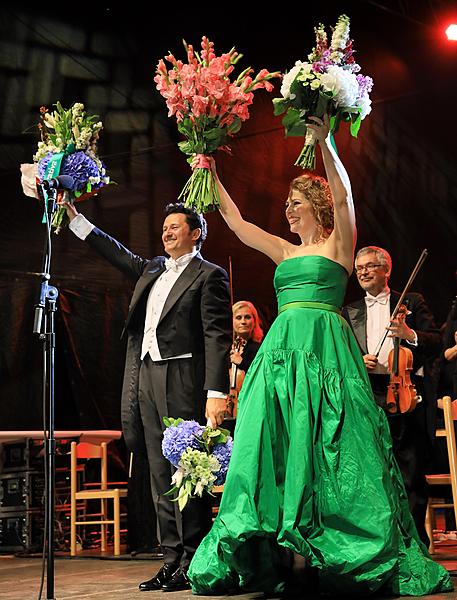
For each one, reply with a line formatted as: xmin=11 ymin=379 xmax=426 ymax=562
xmin=85 ymin=226 xmax=232 ymax=451
xmin=343 ymin=291 xmax=441 ymax=438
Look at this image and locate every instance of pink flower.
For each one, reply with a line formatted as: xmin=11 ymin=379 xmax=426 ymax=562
xmin=190 ymin=95 xmax=209 ymax=118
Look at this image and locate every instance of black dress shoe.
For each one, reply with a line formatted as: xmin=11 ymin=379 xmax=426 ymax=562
xmin=139 ymin=562 xmax=179 ymax=591
xmin=161 ymin=567 xmax=191 ymax=592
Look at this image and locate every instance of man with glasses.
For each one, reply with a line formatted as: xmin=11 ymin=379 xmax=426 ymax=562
xmin=343 ymin=246 xmax=440 ymax=546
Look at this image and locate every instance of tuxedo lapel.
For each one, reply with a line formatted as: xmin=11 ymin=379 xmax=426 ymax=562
xmin=390 ymin=291 xmax=400 ymax=314
xmin=129 ymin=261 xmax=166 ymax=313
xmin=158 ymin=255 xmax=203 ymax=325
xmin=346 ymin=300 xmax=368 ymax=354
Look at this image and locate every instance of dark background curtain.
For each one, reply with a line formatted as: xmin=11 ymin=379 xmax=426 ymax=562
xmin=0 ymin=3 xmax=456 ymax=443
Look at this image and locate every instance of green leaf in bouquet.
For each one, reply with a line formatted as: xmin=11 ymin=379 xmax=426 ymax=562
xmin=218 ymin=427 xmax=231 ymax=437
xmin=227 ymin=117 xmax=242 ymax=136
xmin=207 ymin=430 xmax=222 ymax=439
xmin=163 ymin=416 xmax=184 ymax=428
xmin=65 ymin=142 xmax=76 ymax=154
xmin=315 ymin=91 xmax=332 ymax=117
xmin=178 ymin=489 xmax=190 ymax=512
xmin=178 ymin=140 xmax=195 ymax=155
xmin=164 ymin=485 xmax=179 ymax=496
xmin=282 ymin=109 xmax=307 ymax=137
xmin=51 ymin=207 xmax=67 ymax=229
xmin=177 ymin=118 xmax=194 ymax=138
xmin=273 ymin=97 xmax=288 ymax=116
xmin=349 ymin=111 xmax=362 ymax=138
xmin=203 ymin=126 xmax=229 ymax=153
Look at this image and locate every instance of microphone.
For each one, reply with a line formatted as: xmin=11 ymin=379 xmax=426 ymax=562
xmin=42 ymin=175 xmax=75 ymax=192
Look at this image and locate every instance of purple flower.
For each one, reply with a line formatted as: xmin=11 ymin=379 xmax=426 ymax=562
xmin=38 ymin=151 xmax=102 ymax=192
xmin=162 ymin=420 xmax=205 ymax=467
xmin=213 ymin=437 xmax=233 ymax=485
xmin=356 ymin=74 xmax=374 ymax=98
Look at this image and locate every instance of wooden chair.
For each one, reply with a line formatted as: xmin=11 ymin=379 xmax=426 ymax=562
xmin=70 ymin=441 xmax=127 ymax=556
xmin=425 ymin=396 xmax=457 ymax=553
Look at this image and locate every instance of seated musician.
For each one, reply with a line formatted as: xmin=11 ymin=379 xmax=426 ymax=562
xmin=342 ymin=246 xmax=441 ymax=547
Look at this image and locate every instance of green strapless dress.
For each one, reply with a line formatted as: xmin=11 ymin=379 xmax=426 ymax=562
xmin=188 ymin=256 xmax=452 ymax=596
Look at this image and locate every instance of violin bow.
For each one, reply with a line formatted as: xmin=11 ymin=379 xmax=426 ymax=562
xmin=374 ymin=248 xmax=428 ymax=357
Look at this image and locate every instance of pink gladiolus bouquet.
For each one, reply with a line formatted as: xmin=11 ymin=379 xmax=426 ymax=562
xmin=155 ymin=36 xmax=279 ymax=213
xmin=273 ymin=14 xmax=373 ymax=169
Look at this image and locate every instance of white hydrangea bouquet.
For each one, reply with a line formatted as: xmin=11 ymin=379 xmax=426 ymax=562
xmin=162 ymin=417 xmax=233 ymax=511
xmin=273 ymin=14 xmax=373 ymax=169
xmin=20 ymin=102 xmax=110 ymax=231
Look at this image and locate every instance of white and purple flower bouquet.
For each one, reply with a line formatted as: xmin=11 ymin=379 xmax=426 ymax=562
xmin=273 ymin=14 xmax=373 ymax=169
xmin=20 ymin=102 xmax=110 ymax=231
xmin=162 ymin=417 xmax=233 ymax=511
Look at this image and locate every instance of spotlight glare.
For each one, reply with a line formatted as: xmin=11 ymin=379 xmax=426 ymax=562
xmin=446 ymin=24 xmax=457 ymax=41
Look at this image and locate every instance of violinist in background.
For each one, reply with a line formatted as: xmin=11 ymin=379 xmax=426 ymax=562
xmin=343 ymin=246 xmax=441 ymax=546
xmin=226 ymin=301 xmax=264 ymax=422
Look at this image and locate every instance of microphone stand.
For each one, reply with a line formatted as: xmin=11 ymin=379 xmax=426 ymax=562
xmin=34 ymin=184 xmax=59 ymax=600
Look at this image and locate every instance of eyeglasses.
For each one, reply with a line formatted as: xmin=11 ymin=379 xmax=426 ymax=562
xmin=354 ymin=263 xmax=383 ymax=273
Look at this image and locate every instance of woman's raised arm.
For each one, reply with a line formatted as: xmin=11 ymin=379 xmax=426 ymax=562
xmin=307 ymin=115 xmax=356 ymax=267
xmin=198 ymin=157 xmax=290 ymax=264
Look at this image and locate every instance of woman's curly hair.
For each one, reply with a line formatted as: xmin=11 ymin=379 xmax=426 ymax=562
xmin=288 ymin=173 xmax=334 ymax=239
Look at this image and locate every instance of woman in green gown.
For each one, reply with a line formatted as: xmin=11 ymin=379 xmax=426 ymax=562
xmin=188 ymin=116 xmax=452 ymax=596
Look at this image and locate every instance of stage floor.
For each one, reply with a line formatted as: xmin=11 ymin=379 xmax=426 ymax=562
xmin=1 ymin=545 xmax=457 ymax=599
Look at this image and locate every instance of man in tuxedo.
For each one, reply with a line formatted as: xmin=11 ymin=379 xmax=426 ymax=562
xmin=343 ymin=246 xmax=441 ymax=546
xmin=66 ymin=201 xmax=231 ymax=591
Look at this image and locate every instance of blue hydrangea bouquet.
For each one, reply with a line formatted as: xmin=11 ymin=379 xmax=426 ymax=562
xmin=162 ymin=417 xmax=233 ymax=511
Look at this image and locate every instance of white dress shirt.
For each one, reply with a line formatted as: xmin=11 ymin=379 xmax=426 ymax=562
xmin=69 ymin=214 xmax=226 ymax=398
xmin=140 ymin=251 xmax=197 ymax=361
xmin=365 ymin=287 xmax=418 ymax=375
xmin=365 ymin=288 xmax=393 ymax=374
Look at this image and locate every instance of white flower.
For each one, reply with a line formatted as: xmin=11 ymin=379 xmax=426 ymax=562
xmin=171 ymin=467 xmax=184 ymax=487
xmin=357 ymin=93 xmax=372 ymax=119
xmin=72 ymin=103 xmax=85 ymax=116
xmin=330 ymin=51 xmax=344 ymax=65
xmin=331 ymin=14 xmax=350 ymax=51
xmin=281 ymin=61 xmax=308 ymax=99
xmin=44 ymin=114 xmax=55 ymax=128
xmin=195 ymin=481 xmax=204 ymax=497
xmin=320 ymin=65 xmax=359 ymax=108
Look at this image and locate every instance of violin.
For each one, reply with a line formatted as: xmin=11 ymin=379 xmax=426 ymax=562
xmin=373 ymin=249 xmax=428 ymax=414
xmin=226 ymin=336 xmax=247 ymax=418
xmin=386 ymin=304 xmax=419 ymax=414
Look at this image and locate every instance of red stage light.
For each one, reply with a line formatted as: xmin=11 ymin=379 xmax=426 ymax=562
xmin=446 ymin=24 xmax=457 ymax=41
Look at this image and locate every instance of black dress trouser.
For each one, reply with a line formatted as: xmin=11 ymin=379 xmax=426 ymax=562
xmin=138 ymin=354 xmax=212 ymax=568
